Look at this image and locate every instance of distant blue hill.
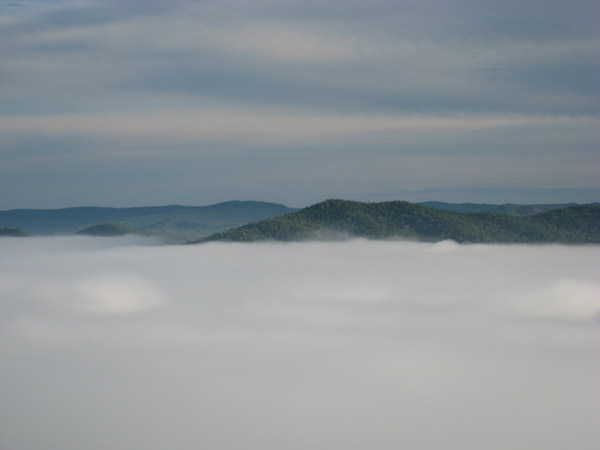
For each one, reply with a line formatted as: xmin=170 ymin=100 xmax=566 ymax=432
xmin=0 ymin=201 xmax=297 ymax=241
xmin=76 ymin=223 xmax=135 ymax=237
xmin=0 ymin=227 xmax=29 ymax=237
xmin=418 ymin=201 xmax=596 ymax=215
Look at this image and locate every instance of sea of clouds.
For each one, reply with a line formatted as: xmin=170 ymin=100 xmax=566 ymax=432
xmin=1 ymin=237 xmax=599 ymax=450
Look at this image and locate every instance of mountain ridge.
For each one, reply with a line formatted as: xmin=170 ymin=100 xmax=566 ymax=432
xmin=0 ymin=200 xmax=297 ymax=240
xmin=194 ymin=199 xmax=600 ymax=244
xmin=417 ymin=201 xmax=588 ymax=215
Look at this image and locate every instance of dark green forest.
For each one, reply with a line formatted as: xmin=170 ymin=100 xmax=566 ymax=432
xmin=76 ymin=223 xmax=135 ymax=237
xmin=195 ymin=200 xmax=600 ymax=244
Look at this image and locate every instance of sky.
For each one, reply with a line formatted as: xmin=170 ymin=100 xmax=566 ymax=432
xmin=0 ymin=0 xmax=599 ymax=208
xmin=1 ymin=237 xmax=599 ymax=449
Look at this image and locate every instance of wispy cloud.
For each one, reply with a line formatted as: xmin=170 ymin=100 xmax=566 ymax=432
xmin=2 ymin=110 xmax=595 ymax=144
xmin=0 ymin=0 xmax=598 ymax=207
xmin=2 ymin=0 xmax=598 ymax=116
xmin=516 ymin=278 xmax=600 ymax=321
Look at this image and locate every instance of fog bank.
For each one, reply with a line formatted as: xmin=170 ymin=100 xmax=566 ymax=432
xmin=1 ymin=238 xmax=599 ymax=450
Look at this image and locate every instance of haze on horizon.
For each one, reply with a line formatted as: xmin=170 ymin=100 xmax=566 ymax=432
xmin=1 ymin=0 xmax=599 ymax=209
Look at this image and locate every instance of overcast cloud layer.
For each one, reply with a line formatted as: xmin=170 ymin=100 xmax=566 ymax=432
xmin=0 ymin=0 xmax=599 ymax=207
xmin=1 ymin=238 xmax=599 ymax=450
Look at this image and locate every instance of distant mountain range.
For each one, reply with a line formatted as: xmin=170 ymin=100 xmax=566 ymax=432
xmin=0 ymin=201 xmax=297 ymax=241
xmin=195 ymin=199 xmax=600 ymax=244
xmin=418 ymin=201 xmax=592 ymax=215
xmin=2 ymin=199 xmax=599 ymax=244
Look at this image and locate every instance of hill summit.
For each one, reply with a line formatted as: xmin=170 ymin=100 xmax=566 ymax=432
xmin=77 ymin=223 xmax=134 ymax=236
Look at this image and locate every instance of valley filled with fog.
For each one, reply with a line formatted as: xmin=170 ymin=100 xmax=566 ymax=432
xmin=1 ymin=237 xmax=599 ymax=450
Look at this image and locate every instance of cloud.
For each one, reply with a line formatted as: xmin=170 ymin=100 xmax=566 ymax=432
xmin=2 ymin=272 xmax=168 ymax=316
xmin=516 ymin=278 xmax=600 ymax=321
xmin=2 ymin=106 xmax=597 ymax=210
xmin=0 ymin=239 xmax=599 ymax=450
xmin=1 ymin=110 xmax=595 ymax=145
xmin=1 ymin=0 xmax=598 ymax=208
xmin=68 ymin=274 xmax=168 ymax=314
xmin=428 ymin=239 xmax=461 ymax=252
xmin=1 ymin=0 xmax=598 ymax=116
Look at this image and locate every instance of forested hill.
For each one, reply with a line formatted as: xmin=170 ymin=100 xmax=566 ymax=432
xmin=195 ymin=200 xmax=600 ymax=244
xmin=76 ymin=223 xmax=135 ymax=237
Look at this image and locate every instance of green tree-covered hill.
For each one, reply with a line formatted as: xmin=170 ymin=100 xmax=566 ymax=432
xmin=195 ymin=200 xmax=600 ymax=244
xmin=76 ymin=223 xmax=135 ymax=236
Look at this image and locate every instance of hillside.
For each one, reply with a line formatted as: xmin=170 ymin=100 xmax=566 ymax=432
xmin=0 ymin=201 xmax=297 ymax=241
xmin=195 ymin=200 xmax=600 ymax=244
xmin=76 ymin=223 xmax=135 ymax=237
xmin=0 ymin=227 xmax=29 ymax=237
